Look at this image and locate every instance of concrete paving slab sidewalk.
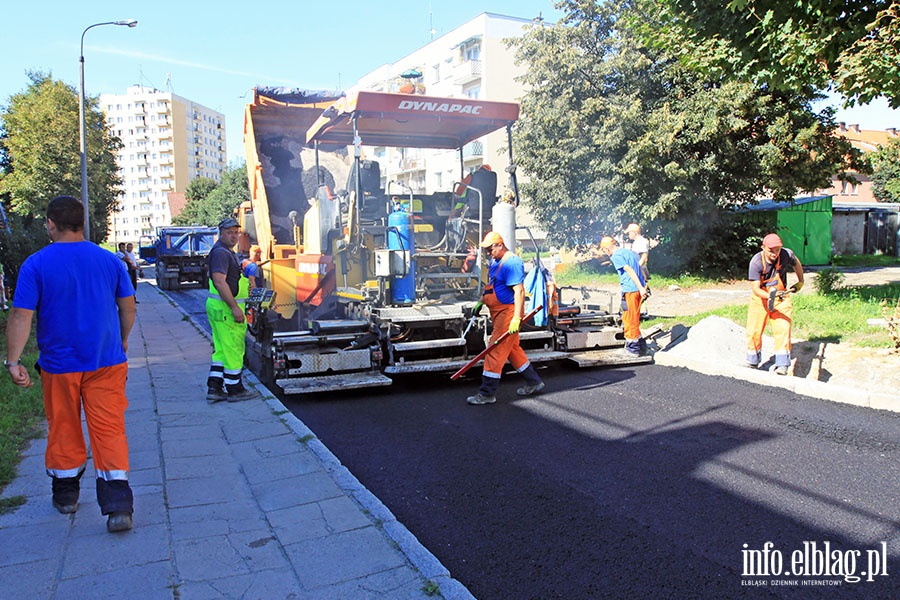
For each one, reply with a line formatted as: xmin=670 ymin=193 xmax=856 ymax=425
xmin=0 ymin=284 xmax=472 ymax=600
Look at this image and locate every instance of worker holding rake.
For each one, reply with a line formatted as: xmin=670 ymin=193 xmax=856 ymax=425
xmin=465 ymin=232 xmax=544 ymax=405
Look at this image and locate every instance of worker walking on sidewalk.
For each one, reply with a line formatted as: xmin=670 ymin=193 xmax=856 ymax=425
xmin=746 ymin=233 xmax=804 ymax=375
xmin=206 ymin=218 xmax=258 ymax=403
xmin=597 ymin=236 xmax=648 ymax=356
xmin=5 ymin=196 xmax=136 ymax=533
xmin=467 ymin=232 xmax=544 ymax=405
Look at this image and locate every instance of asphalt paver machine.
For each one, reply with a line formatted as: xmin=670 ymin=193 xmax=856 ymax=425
xmin=241 ymin=87 xmax=649 ymax=395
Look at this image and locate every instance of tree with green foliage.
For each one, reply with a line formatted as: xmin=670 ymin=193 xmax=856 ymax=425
xmin=628 ymin=0 xmax=900 ymax=108
xmin=0 ymin=72 xmax=122 ymax=287
xmin=870 ymin=137 xmax=900 ymax=203
xmin=172 ymin=163 xmax=250 ymax=226
xmin=510 ymin=0 xmax=860 ymax=273
xmin=0 ymin=71 xmax=122 ymax=243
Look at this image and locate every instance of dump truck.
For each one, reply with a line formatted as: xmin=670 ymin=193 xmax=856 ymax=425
xmin=241 ymin=87 xmax=650 ymax=395
xmin=139 ymin=226 xmax=218 ymax=290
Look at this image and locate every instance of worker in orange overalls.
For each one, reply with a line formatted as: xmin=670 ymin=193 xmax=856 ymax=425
xmin=746 ymin=233 xmax=805 ymax=375
xmin=467 ymin=231 xmax=544 ymax=405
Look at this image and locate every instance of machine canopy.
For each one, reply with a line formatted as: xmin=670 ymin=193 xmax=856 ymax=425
xmin=306 ymin=90 xmax=520 ymax=149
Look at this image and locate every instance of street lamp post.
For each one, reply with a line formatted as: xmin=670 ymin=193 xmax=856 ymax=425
xmin=79 ymin=19 xmax=137 ymax=241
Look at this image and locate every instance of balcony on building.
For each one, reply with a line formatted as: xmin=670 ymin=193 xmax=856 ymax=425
xmin=459 ymin=141 xmax=483 ymax=159
xmin=398 ymin=156 xmax=426 ymax=174
xmin=453 ymin=59 xmax=482 ymax=85
xmin=158 ymin=128 xmax=172 ymax=140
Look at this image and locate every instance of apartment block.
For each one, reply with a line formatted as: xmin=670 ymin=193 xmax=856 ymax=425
xmin=355 ymin=12 xmax=537 ymax=197
xmin=101 ymin=86 xmax=226 ymax=244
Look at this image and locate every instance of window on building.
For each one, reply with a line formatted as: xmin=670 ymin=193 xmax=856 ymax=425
xmin=431 ymin=64 xmax=441 ymax=84
xmin=463 ymin=42 xmax=481 ymax=62
xmin=840 ymin=180 xmax=859 ymax=196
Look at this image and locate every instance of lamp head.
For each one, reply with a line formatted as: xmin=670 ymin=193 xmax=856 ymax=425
xmin=115 ymin=19 xmax=138 ymax=27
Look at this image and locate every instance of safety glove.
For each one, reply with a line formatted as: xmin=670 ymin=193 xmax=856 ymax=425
xmin=472 ymin=300 xmax=484 ymax=316
xmin=508 ymin=317 xmax=521 ymax=334
xmin=789 ymin=281 xmax=803 ymax=293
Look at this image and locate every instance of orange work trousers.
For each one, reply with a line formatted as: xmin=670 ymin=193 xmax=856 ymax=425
xmin=41 ymin=362 xmax=130 ymax=480
xmin=746 ymin=294 xmax=793 ymax=367
xmin=622 ymin=291 xmax=643 ymax=342
xmin=483 ymin=292 xmax=529 ymax=378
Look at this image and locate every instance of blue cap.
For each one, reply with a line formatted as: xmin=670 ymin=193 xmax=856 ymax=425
xmin=218 ymin=217 xmax=239 ymax=230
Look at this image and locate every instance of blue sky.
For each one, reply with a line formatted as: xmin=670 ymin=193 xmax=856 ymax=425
xmin=3 ymin=0 xmax=898 ymax=167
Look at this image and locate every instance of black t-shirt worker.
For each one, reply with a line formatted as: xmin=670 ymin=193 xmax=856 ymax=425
xmin=205 ymin=218 xmax=258 ymax=402
xmin=746 ymin=233 xmax=804 ymax=375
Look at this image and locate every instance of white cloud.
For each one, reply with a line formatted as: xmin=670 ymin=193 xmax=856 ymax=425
xmin=88 ymin=45 xmax=301 ymax=86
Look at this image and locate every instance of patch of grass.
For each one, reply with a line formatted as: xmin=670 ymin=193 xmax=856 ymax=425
xmin=0 ymin=495 xmax=27 ymax=515
xmin=0 ymin=314 xmax=45 ymax=504
xmin=421 ymin=580 xmax=441 ymax=596
xmin=645 ymin=289 xmax=895 ymax=348
xmin=831 ymin=254 xmax=900 ymax=268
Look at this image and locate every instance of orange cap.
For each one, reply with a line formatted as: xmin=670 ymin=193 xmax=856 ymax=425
xmin=599 ymin=236 xmax=617 ymax=249
xmin=480 ymin=231 xmax=505 ymax=248
xmin=625 ymin=223 xmax=641 ymax=234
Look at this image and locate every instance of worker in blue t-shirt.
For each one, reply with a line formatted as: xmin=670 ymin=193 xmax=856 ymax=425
xmin=466 ymin=231 xmax=544 ymax=405
xmin=598 ymin=236 xmax=648 ymax=356
xmin=5 ymin=196 xmax=136 ymax=533
xmin=241 ymin=245 xmax=263 ymax=289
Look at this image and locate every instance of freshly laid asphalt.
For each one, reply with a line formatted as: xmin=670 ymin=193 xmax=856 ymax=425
xmin=0 ymin=283 xmax=472 ymax=600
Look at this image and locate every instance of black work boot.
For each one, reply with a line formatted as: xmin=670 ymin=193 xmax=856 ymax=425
xmin=468 ymin=375 xmax=499 ymax=405
xmin=226 ymin=381 xmax=260 ymax=402
xmin=516 ymin=365 xmax=545 ymax=396
xmin=51 ymin=468 xmax=85 ymax=514
xmin=97 ymin=478 xmax=134 ymax=533
xmin=206 ymin=378 xmax=227 ymax=404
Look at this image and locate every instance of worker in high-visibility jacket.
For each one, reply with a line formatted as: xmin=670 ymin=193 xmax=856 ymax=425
xmin=206 ymin=218 xmax=257 ymax=403
xmin=466 ymin=231 xmax=544 ymax=405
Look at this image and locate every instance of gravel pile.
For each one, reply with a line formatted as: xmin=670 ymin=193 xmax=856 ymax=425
xmin=663 ymin=314 xmax=775 ymax=368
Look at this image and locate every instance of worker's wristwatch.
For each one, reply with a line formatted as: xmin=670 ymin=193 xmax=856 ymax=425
xmin=4 ymin=359 xmax=21 ymax=368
